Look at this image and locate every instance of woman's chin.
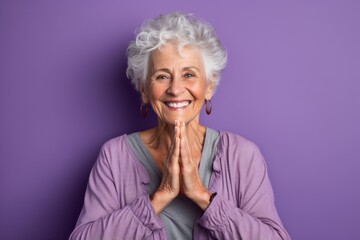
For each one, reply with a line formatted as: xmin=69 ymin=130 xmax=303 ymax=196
xmin=158 ymin=114 xmax=199 ymax=126
xmin=164 ymin=117 xmax=187 ymax=125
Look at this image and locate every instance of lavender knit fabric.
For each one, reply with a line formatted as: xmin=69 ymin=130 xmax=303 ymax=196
xmin=69 ymin=131 xmax=291 ymax=240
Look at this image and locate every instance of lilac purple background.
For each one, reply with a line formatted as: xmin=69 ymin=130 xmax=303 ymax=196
xmin=1 ymin=1 xmax=359 ymax=239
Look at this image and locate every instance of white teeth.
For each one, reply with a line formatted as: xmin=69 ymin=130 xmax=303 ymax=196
xmin=166 ymin=101 xmax=190 ymax=108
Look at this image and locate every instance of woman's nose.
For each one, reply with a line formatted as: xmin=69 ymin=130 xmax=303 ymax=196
xmin=166 ymin=77 xmax=185 ymax=96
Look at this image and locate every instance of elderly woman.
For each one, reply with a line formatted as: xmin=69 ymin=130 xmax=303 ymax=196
xmin=69 ymin=13 xmax=290 ymax=240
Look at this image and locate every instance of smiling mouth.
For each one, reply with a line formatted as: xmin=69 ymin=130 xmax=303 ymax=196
xmin=165 ymin=100 xmax=191 ymax=109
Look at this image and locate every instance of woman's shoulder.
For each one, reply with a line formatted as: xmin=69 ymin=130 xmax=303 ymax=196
xmin=218 ymin=131 xmax=260 ymax=153
xmin=99 ymin=132 xmax=140 ymax=159
xmin=101 ymin=133 xmax=129 ymax=150
xmin=215 ymin=131 xmax=266 ymax=171
xmin=95 ymin=132 xmax=143 ymax=167
xmin=94 ymin=133 xmax=149 ymax=184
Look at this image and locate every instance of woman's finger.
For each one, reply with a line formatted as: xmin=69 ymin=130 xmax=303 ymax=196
xmin=169 ymin=122 xmax=180 ymax=161
xmin=165 ymin=121 xmax=179 ymax=167
xmin=179 ymin=122 xmax=191 ymax=166
xmin=162 ymin=121 xmax=181 ymax=190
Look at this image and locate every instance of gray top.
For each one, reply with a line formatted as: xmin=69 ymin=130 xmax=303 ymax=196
xmin=127 ymin=128 xmax=220 ymax=240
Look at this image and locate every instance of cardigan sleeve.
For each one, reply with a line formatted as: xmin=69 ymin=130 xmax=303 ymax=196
xmin=68 ymin=141 xmax=166 ymax=240
xmin=198 ymin=134 xmax=291 ymax=240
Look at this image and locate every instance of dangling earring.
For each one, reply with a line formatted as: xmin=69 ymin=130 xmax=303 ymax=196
xmin=205 ymin=99 xmax=212 ymax=115
xmin=140 ymin=102 xmax=149 ymax=118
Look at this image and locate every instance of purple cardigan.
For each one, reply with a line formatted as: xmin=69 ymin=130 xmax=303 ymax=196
xmin=69 ymin=132 xmax=291 ymax=239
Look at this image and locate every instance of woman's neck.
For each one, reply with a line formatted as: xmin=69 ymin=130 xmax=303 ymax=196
xmin=142 ymin=119 xmax=207 ymax=159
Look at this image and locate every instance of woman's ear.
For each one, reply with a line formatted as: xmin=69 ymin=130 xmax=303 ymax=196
xmin=205 ymin=75 xmax=216 ymax=100
xmin=140 ymin=84 xmax=149 ymax=103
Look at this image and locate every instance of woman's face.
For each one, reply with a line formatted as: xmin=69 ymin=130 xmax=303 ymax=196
xmin=143 ymin=43 xmax=214 ymax=125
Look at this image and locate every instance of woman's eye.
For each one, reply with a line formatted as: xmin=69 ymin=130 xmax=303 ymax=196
xmin=156 ymin=75 xmax=169 ymax=80
xmin=184 ymin=73 xmax=195 ymax=78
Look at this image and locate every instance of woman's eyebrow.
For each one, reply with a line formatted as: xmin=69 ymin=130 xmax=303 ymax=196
xmin=152 ymin=68 xmax=171 ymax=73
xmin=183 ymin=66 xmax=200 ymax=72
xmin=153 ymin=66 xmax=200 ymax=73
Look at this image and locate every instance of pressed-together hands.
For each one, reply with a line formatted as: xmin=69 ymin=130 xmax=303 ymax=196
xmin=150 ymin=121 xmax=212 ymax=214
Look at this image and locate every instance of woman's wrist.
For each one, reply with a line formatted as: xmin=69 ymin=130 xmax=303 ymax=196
xmin=191 ymin=191 xmax=215 ymax=211
xmin=150 ymin=191 xmax=176 ymax=214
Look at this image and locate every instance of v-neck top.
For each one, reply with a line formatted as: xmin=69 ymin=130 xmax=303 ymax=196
xmin=127 ymin=128 xmax=220 ymax=240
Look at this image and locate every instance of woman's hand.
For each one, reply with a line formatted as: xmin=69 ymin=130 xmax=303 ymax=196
xmin=151 ymin=121 xmax=212 ymax=213
xmin=150 ymin=122 xmax=181 ymax=214
xmin=179 ymin=122 xmax=212 ymax=211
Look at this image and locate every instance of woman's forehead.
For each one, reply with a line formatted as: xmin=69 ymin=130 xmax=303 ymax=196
xmin=150 ymin=43 xmax=203 ymax=70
